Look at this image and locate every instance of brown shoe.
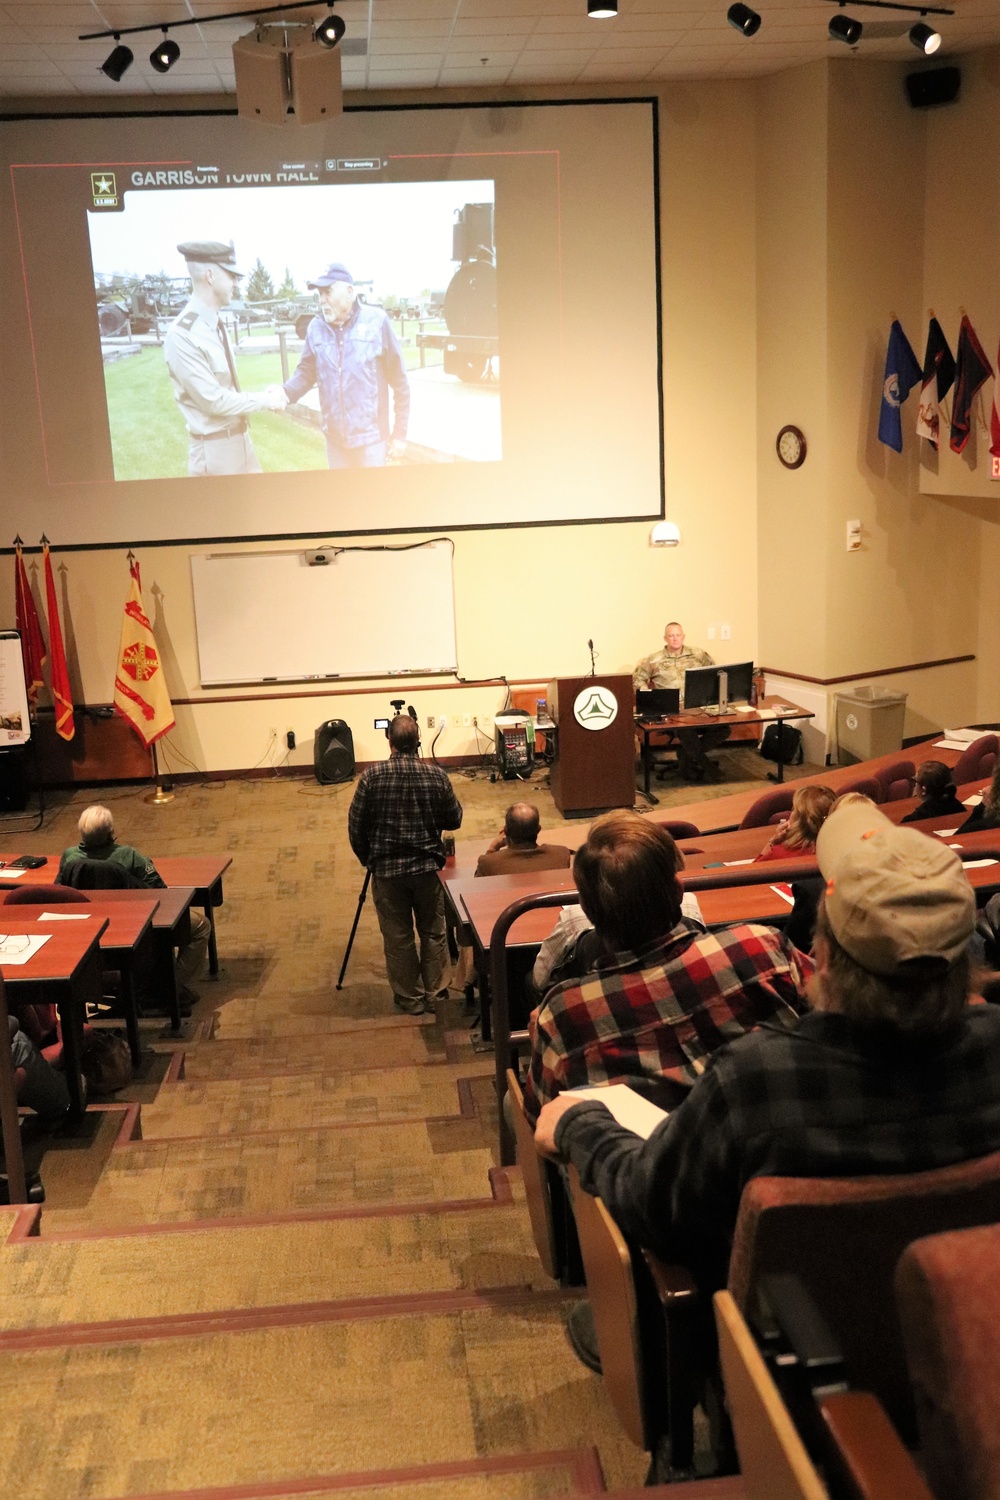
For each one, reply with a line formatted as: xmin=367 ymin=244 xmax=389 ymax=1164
xmin=393 ymin=996 xmax=426 ymax=1016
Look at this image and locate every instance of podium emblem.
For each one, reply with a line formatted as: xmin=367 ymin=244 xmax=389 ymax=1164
xmin=573 ymin=685 xmax=618 ymax=731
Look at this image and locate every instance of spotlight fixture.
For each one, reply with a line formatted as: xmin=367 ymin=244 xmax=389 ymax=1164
xmin=587 ymin=0 xmax=618 ymax=17
xmin=829 ymin=13 xmax=863 ymax=43
xmin=314 ymin=12 xmax=346 ymax=47
xmin=909 ymin=20 xmax=941 ymax=51
xmin=101 ymin=37 xmax=134 ymax=81
xmin=150 ymin=30 xmax=180 ymax=72
xmin=727 ymin=3 xmax=762 ymax=35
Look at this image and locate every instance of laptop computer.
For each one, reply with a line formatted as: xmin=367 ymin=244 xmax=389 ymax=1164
xmin=635 ymin=688 xmax=681 ymax=722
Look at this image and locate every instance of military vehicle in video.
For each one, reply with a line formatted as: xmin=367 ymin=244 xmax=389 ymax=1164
xmin=417 ymin=202 xmax=498 ymax=383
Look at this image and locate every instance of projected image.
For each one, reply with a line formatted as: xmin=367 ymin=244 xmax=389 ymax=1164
xmin=87 ymin=179 xmax=499 ymax=479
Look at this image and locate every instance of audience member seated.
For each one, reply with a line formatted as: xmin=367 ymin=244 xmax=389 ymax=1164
xmin=475 ymin=804 xmax=572 ymax=877
xmin=753 ymin=784 xmax=835 ymax=862
xmin=58 ymin=804 xmax=210 ymax=1006
xmin=530 ymin=889 xmax=707 ymax=1002
xmin=956 ymin=758 xmax=1000 ymax=836
xmin=900 ymin=760 xmax=967 ymax=824
xmin=522 ymin=809 xmax=811 ymax=1124
xmin=535 ymin=800 xmax=1000 ymax=1298
xmin=8 ymin=1015 xmax=69 ymax=1126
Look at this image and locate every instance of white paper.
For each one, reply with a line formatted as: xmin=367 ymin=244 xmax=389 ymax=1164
xmin=934 ymin=829 xmax=960 ymax=838
xmin=0 ymin=870 xmax=26 ymax=880
xmin=39 ymin=911 xmax=90 ymax=921
xmin=0 ymin=933 xmax=51 ymax=965
xmin=935 ymin=740 xmax=973 ymax=753
xmin=724 ymin=858 xmax=755 ymax=867
xmin=964 ymin=795 xmax=983 ymax=807
xmin=769 ymin=884 xmax=796 ymax=906
xmin=564 ymin=1083 xmax=669 ymax=1140
xmin=943 ymin=729 xmax=981 ymax=743
xmin=962 ymin=858 xmax=1000 ymax=869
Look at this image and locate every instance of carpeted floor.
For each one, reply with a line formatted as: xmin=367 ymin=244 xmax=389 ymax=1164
xmin=0 ymin=748 xmax=815 ymax=1498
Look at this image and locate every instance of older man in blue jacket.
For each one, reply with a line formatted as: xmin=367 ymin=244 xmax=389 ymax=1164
xmin=283 ymin=262 xmax=411 ymax=468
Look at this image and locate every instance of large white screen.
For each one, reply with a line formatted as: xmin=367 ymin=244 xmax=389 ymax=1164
xmin=0 ymin=100 xmax=662 ymax=547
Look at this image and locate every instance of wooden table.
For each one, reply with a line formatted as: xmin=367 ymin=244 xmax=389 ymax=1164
xmin=0 ymin=915 xmax=106 ymax=1116
xmin=89 ymin=887 xmax=195 ymax=1031
xmin=4 ymin=899 xmax=159 ymax=1065
xmin=0 ymin=851 xmax=231 ymax=977
xmin=636 ymin=696 xmax=815 ymax=800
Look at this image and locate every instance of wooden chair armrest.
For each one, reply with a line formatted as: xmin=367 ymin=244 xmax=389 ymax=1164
xmin=643 ymin=1250 xmax=700 ymax=1306
xmin=819 ymin=1391 xmax=934 ymax=1500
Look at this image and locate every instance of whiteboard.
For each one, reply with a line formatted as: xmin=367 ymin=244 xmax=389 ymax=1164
xmin=0 ymin=632 xmax=31 ymax=746
xmin=190 ymin=543 xmax=458 ymax=686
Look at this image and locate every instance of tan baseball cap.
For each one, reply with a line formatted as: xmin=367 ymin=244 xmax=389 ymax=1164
xmin=815 ymin=800 xmax=974 ymax=976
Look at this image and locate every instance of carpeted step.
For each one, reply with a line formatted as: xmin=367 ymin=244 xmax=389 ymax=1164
xmin=140 ymin=1062 xmax=495 ymax=1138
xmin=178 ymin=1025 xmax=451 ymax=1080
xmin=0 ymin=1297 xmax=647 ymax=1497
xmin=0 ymin=1202 xmax=552 ymax=1329
xmin=40 ymin=1116 xmax=498 ymax=1231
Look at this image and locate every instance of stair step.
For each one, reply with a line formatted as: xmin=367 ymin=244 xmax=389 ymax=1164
xmin=41 ymin=1117 xmax=497 ymax=1231
xmin=0 ymin=1301 xmax=646 ymax=1497
xmin=141 ymin=1063 xmax=493 ymax=1139
xmin=0 ymin=1204 xmax=548 ymax=1329
xmin=180 ymin=1027 xmax=449 ymax=1080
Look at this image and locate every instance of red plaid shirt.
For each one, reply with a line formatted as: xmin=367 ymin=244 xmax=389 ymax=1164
xmin=523 ymin=922 xmax=812 ymax=1124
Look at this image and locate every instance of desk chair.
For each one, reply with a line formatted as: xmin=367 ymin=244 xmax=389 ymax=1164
xmin=952 ymin=734 xmax=999 ymax=786
xmin=896 ymin=1222 xmax=1000 ymax=1500
xmin=740 ymin=787 xmax=795 ymax=829
xmin=835 ymin=776 xmax=881 ymax=803
xmin=505 ymin=1068 xmax=581 ymax=1285
xmin=873 ymin=759 xmax=916 ymax=802
xmin=715 ymin=1285 xmax=932 ymax=1500
xmin=727 ymin=1152 xmax=1000 ymax=1446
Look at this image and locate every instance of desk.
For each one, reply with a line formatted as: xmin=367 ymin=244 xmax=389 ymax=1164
xmin=87 ymin=887 xmax=195 ymax=1031
xmin=5 ymin=900 xmax=158 ymax=1065
xmin=0 ymin=917 xmax=106 ymax=1116
xmin=636 ymin=697 xmax=815 ymax=800
xmin=0 ymin=850 xmax=231 ymax=978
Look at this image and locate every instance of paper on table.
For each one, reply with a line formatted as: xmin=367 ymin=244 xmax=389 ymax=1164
xmin=0 ymin=870 xmax=25 ymax=879
xmin=769 ymin=883 xmax=795 ymax=906
xmin=964 ymin=795 xmax=983 ymax=807
xmin=943 ymin=729 xmax=981 ymax=743
xmin=564 ymin=1083 xmax=669 ymax=1140
xmin=0 ymin=933 xmax=51 ymax=965
xmin=39 ymin=911 xmax=90 ymax=921
xmin=935 ymin=740 xmax=975 ymax=752
xmin=962 ymin=858 xmax=1000 ymax=869
xmin=934 ymin=829 xmax=960 ymax=838
xmin=723 ymin=859 xmax=754 ymax=867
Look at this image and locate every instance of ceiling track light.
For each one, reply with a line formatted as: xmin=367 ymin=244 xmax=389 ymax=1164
xmin=909 ymin=19 xmax=942 ymax=51
xmin=314 ymin=12 xmax=346 ymax=47
xmin=150 ymin=29 xmax=180 ymax=72
xmin=727 ymin=3 xmax=762 ymax=36
xmin=829 ymin=12 xmax=864 ymax=43
xmin=587 ymin=0 xmax=618 ymax=17
xmin=101 ymin=36 xmax=134 ymax=81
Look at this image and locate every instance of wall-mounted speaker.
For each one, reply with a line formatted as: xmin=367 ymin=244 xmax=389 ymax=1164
xmin=314 ymin=719 xmax=355 ymax=784
xmin=232 ymin=31 xmax=290 ymax=125
xmin=905 ymin=66 xmax=961 ymax=110
xmin=290 ymin=42 xmax=342 ymax=123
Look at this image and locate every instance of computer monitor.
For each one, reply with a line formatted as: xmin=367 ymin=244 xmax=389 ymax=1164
xmin=717 ymin=661 xmax=754 ymax=707
xmin=683 ymin=665 xmax=719 ymax=710
xmin=635 ymin=687 xmax=681 ymax=719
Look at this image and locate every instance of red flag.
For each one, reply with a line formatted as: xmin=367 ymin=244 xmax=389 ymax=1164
xmin=950 ymin=315 xmax=993 ymax=454
xmin=42 ymin=543 xmax=74 ymax=742
xmin=14 ymin=543 xmax=46 ymax=707
xmin=991 ymin=342 xmax=1000 ymax=460
xmin=114 ymin=556 xmax=175 ymax=748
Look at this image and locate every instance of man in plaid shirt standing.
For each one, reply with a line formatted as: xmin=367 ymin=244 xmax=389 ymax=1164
xmin=522 ymin=810 xmax=812 ymax=1124
xmin=349 ymin=715 xmax=463 ymax=1015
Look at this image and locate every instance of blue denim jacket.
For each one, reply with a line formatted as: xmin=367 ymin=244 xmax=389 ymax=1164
xmin=284 ymin=302 xmax=410 ymax=449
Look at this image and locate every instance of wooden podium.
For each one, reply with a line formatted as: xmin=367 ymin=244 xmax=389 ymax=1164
xmin=548 ymin=674 xmax=635 ymax=817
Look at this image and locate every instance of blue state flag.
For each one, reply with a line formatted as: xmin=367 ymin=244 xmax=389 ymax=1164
xmin=878 ymin=319 xmax=923 ymax=452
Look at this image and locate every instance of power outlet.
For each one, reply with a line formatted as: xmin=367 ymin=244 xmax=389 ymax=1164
xmin=426 ymin=715 xmax=435 ymax=730
xmin=268 ymin=725 xmax=278 ymax=740
xmin=437 ymin=713 xmax=447 ymax=730
xmin=463 ymin=713 xmax=472 ymax=727
xmin=481 ymin=714 xmax=492 ymax=729
xmin=720 ymin=624 xmax=731 ymax=641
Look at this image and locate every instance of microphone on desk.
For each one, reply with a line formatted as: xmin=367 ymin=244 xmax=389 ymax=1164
xmin=588 ymin=639 xmax=596 ymax=677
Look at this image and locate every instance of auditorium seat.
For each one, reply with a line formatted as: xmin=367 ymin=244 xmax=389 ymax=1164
xmin=739 ymin=787 xmax=794 ymax=829
xmin=951 ymin=734 xmax=999 ymax=785
xmin=873 ymin=759 xmax=916 ymax=802
xmin=3 ymin=884 xmax=83 ymax=906
xmin=896 ymin=1222 xmax=1000 ymax=1500
xmin=836 ymin=776 xmax=882 ymax=803
xmin=505 ymin=1068 xmax=580 ymax=1285
xmin=662 ymin=820 xmax=701 ymax=841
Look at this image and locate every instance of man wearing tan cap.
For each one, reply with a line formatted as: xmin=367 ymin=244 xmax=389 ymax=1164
xmin=535 ymin=800 xmax=1000 ymax=1290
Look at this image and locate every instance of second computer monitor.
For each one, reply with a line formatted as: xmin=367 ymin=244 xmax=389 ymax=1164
xmin=720 ymin=660 xmax=754 ymax=706
xmin=683 ymin=660 xmax=754 ymax=710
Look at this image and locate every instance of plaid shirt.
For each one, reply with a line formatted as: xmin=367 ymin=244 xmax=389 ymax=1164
xmin=555 ymin=1007 xmax=1000 ymax=1291
xmin=348 ymin=753 xmax=463 ymax=877
xmin=523 ymin=921 xmax=811 ymax=1125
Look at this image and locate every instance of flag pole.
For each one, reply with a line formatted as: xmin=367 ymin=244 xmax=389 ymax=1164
xmin=144 ymin=739 xmax=174 ymax=805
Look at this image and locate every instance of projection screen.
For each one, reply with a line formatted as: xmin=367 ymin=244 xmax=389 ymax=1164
xmin=0 ymin=99 xmax=661 ymax=548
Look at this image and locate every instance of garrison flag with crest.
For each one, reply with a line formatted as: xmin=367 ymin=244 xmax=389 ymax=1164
xmin=916 ymin=317 xmax=956 ymax=450
xmin=113 ymin=556 xmax=175 ymax=747
xmin=950 ymin=315 xmax=993 ymax=454
xmin=878 ymin=320 xmax=922 ymax=452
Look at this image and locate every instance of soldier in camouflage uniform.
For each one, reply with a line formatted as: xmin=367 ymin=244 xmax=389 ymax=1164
xmin=634 ymin=622 xmax=730 ymax=780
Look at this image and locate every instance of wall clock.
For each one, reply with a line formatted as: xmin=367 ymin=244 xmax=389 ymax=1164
xmin=776 ymin=425 xmax=807 ymax=469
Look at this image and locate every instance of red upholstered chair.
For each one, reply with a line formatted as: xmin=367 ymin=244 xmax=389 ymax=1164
xmin=3 ymin=885 xmax=87 ymax=906
xmin=739 ymin=786 xmax=795 ymax=829
xmin=836 ymin=776 xmax=882 ymax=803
xmin=952 ymin=734 xmax=1000 ymax=786
xmin=662 ymin=820 xmax=701 ymax=841
xmin=726 ymin=1152 xmax=1000 ymax=1447
xmin=896 ymin=1223 xmax=1000 ymax=1500
xmin=874 ymin=759 xmax=916 ymax=802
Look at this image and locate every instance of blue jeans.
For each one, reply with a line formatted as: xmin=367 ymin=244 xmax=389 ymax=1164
xmin=325 ymin=436 xmax=388 ymax=469
xmin=9 ymin=1018 xmax=69 ymax=1124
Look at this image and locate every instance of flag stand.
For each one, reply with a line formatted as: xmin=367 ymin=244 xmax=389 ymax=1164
xmin=144 ymin=741 xmax=174 ymax=805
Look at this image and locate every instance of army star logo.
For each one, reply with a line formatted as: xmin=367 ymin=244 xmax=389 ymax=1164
xmin=90 ymin=171 xmax=118 ymax=208
xmin=121 ymin=641 xmax=159 ymax=682
xmin=573 ymin=685 xmax=618 ymax=732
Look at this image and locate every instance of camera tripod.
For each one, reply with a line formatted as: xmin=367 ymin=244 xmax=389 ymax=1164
xmin=336 ymin=868 xmax=371 ymax=990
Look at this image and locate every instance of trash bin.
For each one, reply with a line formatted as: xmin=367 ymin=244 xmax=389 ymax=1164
xmin=835 ymin=686 xmax=907 ymax=765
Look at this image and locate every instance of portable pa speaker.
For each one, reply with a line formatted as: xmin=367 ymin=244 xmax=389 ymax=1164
xmin=905 ymin=66 xmax=960 ymax=110
xmin=314 ymin=719 xmax=355 ymax=785
xmin=232 ymin=31 xmax=290 ymax=125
